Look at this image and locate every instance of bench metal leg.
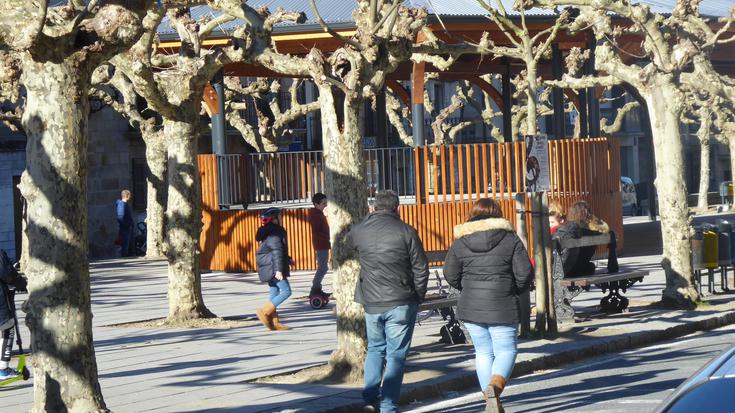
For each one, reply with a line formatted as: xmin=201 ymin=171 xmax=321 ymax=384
xmin=708 ymin=268 xmax=716 ymax=294
xmin=519 ymin=289 xmax=531 ymax=336
xmin=599 ymin=288 xmax=629 ymax=313
xmin=695 ymin=270 xmax=703 ymax=296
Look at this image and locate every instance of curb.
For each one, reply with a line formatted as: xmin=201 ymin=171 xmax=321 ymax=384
xmin=322 ymin=310 xmax=735 ymax=413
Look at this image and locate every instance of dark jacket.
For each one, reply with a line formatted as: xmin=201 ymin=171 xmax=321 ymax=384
xmin=348 ymin=211 xmax=429 ymax=308
xmin=1 ymin=250 xmax=26 ymax=329
xmin=309 ymin=208 xmax=331 ymax=250
xmin=443 ymin=217 xmax=534 ymax=325
xmin=552 ymin=220 xmax=609 ymax=276
xmin=116 ymin=199 xmax=134 ymax=231
xmin=255 ymin=223 xmax=290 ymax=282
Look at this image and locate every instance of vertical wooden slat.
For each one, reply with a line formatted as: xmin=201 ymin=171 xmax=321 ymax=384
xmin=504 ymin=143 xmax=512 ymax=200
xmin=449 ymin=145 xmax=456 ymax=203
xmin=489 ymin=144 xmax=497 ymax=199
xmin=482 ymin=144 xmax=489 ymax=199
xmin=473 ymin=144 xmax=481 ymax=198
xmin=432 ymin=146 xmax=439 ymax=204
xmin=457 ymin=144 xmax=465 ymax=201
xmin=441 ymin=145 xmax=447 ymax=203
xmin=424 ymin=145 xmax=430 ymax=203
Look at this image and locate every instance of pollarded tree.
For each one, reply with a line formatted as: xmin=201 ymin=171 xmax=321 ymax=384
xmin=111 ymin=2 xmax=305 ymax=323
xmin=533 ymin=0 xmax=735 ymax=307
xmin=224 ymin=77 xmax=320 ymax=152
xmin=0 ymin=1 xmax=150 ymax=410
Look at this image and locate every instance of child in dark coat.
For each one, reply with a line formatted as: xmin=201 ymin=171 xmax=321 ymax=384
xmin=255 ymin=208 xmax=292 ymax=331
xmin=0 ymin=250 xmax=26 ymax=379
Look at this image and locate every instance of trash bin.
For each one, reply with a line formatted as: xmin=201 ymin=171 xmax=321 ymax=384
xmin=720 ymin=181 xmax=733 ymax=206
xmin=692 ymin=227 xmax=704 ymax=270
xmin=718 ymin=220 xmax=732 ymax=265
xmin=702 ymin=223 xmax=719 ymax=269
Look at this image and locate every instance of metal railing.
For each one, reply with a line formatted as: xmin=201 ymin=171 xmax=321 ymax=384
xmin=216 ymin=155 xmax=246 ymax=208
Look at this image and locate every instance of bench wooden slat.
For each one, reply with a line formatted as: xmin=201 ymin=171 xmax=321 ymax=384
xmin=425 ymin=250 xmax=448 ymax=262
xmin=557 ymin=233 xmax=611 ymax=249
xmin=560 ymin=270 xmax=649 ymax=287
xmin=418 ymin=297 xmax=458 ymax=311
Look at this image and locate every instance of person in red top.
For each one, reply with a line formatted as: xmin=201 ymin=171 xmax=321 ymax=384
xmin=309 ymin=193 xmax=331 ymax=296
xmin=549 ymin=201 xmax=565 ymax=236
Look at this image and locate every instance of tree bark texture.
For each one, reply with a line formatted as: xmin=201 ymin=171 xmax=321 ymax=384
xmin=163 ymin=118 xmax=215 ymax=322
xmin=319 ymin=85 xmax=368 ymax=379
xmin=143 ymin=132 xmax=167 ymax=258
xmin=697 ymin=137 xmax=710 ymax=210
xmin=19 ymin=58 xmax=107 ymax=413
xmin=646 ymin=81 xmax=699 ymax=306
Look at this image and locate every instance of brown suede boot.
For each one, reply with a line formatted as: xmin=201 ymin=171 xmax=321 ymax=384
xmin=256 ymin=303 xmax=276 ymax=331
xmin=484 ymin=375 xmax=507 ymax=413
xmin=271 ymin=309 xmax=290 ymax=331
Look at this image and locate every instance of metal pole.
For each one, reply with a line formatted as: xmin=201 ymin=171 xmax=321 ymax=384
xmin=502 ymin=63 xmax=513 ymax=141
xmin=551 ymin=44 xmax=565 ymax=140
xmin=586 ymin=40 xmax=601 ymax=138
xmin=211 ymin=70 xmax=226 ymax=155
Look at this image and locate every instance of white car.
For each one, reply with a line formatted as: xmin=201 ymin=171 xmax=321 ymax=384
xmin=621 ymin=176 xmax=638 ymax=216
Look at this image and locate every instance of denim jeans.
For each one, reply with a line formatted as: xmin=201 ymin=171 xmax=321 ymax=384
xmin=312 ymin=249 xmax=329 ymax=291
xmin=267 ymin=278 xmax=292 ymax=308
xmin=464 ymin=322 xmax=518 ymax=392
xmin=363 ymin=303 xmax=418 ymax=413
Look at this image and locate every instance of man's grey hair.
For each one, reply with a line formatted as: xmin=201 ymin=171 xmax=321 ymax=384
xmin=121 ymin=189 xmax=131 ymax=198
xmin=373 ymin=190 xmax=399 ymax=212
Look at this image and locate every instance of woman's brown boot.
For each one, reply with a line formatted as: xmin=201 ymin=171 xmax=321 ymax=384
xmin=271 ymin=310 xmax=290 ymax=331
xmin=256 ymin=303 xmax=276 ymax=331
xmin=484 ymin=375 xmax=506 ymax=413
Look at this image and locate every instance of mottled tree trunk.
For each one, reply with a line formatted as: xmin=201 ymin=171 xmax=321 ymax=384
xmin=163 ymin=118 xmax=215 ymax=322
xmin=646 ymin=82 xmax=699 ymax=307
xmin=19 ymin=58 xmax=107 ymax=412
xmin=319 ymin=86 xmax=368 ymax=379
xmin=697 ymin=137 xmax=710 ymax=210
xmin=143 ymin=133 xmax=167 ymax=258
xmin=730 ymin=138 xmax=735 ymax=202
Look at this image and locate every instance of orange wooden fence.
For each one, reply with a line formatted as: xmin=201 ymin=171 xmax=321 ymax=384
xmin=199 ymin=138 xmax=622 ymax=272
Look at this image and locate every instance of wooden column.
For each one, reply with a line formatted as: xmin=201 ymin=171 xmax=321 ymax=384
xmin=412 ymin=62 xmax=426 ymax=147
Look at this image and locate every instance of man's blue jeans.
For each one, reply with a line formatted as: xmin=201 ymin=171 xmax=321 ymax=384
xmin=464 ymin=322 xmax=518 ymax=392
xmin=267 ymin=278 xmax=292 ymax=308
xmin=363 ymin=303 xmax=418 ymax=413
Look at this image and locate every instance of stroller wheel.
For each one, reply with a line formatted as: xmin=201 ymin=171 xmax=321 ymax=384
xmin=21 ymin=366 xmax=30 ymax=380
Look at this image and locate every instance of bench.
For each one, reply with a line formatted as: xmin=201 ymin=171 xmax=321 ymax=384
xmin=419 ymin=250 xmax=458 ymax=313
xmin=552 ymin=231 xmax=649 ymax=323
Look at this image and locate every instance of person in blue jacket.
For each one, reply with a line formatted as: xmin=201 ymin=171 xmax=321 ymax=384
xmin=115 ymin=190 xmax=135 ymax=257
xmin=255 ymin=208 xmax=292 ymax=331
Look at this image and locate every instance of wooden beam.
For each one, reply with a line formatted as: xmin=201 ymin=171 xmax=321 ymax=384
xmin=386 ymin=80 xmax=411 ymax=110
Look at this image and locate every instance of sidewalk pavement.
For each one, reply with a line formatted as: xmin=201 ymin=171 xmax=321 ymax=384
xmin=3 ymin=219 xmax=735 ymax=412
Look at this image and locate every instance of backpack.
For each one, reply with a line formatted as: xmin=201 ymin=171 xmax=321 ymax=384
xmin=438 ymin=307 xmax=466 ymax=344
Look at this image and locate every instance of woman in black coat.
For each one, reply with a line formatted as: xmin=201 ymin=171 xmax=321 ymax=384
xmin=443 ymin=199 xmax=534 ymax=413
xmin=552 ymin=200 xmax=609 ymax=276
xmin=255 ymin=208 xmax=292 ymax=331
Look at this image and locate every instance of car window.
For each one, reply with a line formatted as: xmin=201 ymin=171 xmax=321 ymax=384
xmin=663 ymin=378 xmax=735 ymax=413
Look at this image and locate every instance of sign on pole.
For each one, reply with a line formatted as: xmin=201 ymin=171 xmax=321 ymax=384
xmin=525 ymin=134 xmax=551 ymax=192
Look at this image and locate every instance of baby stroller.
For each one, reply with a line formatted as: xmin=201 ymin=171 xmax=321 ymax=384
xmin=134 ymin=221 xmax=147 ymax=256
xmin=0 ymin=250 xmax=30 ymax=386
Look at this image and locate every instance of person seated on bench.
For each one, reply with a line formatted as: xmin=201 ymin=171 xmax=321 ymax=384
xmin=549 ymin=201 xmax=565 ymax=236
xmin=552 ymin=200 xmax=609 ymax=277
xmin=443 ymin=198 xmax=534 ymax=413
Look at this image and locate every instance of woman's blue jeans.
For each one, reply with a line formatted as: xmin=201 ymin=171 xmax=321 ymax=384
xmin=267 ymin=278 xmax=292 ymax=308
xmin=363 ymin=303 xmax=418 ymax=413
xmin=464 ymin=322 xmax=518 ymax=392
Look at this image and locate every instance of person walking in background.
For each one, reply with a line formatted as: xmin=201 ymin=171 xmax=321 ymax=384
xmin=443 ymin=198 xmax=534 ymax=413
xmin=255 ymin=208 xmax=292 ymax=331
xmin=115 ymin=189 xmax=135 ymax=257
xmin=553 ymin=200 xmax=609 ymax=276
xmin=348 ymin=190 xmax=429 ymax=413
xmin=308 ymin=193 xmax=331 ymax=298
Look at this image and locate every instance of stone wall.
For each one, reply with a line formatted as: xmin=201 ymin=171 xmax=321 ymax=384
xmin=87 ymin=107 xmax=145 ymax=258
xmin=0 ymin=149 xmax=25 ymax=261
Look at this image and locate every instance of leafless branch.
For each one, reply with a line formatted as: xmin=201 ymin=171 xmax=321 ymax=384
xmin=310 ymin=0 xmax=363 ymax=50
xmin=600 ymin=101 xmax=640 ymax=134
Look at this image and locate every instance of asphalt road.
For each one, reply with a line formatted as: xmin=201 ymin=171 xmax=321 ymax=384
xmin=405 ymin=324 xmax=735 ymax=413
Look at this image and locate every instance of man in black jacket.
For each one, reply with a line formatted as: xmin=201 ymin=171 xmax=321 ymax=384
xmin=348 ymin=190 xmax=429 ymax=413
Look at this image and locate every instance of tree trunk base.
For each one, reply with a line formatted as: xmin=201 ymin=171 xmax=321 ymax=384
xmin=660 ymin=287 xmax=699 ymax=309
xmin=164 ymin=306 xmax=217 ymax=326
xmin=326 ymin=349 xmax=365 ymax=383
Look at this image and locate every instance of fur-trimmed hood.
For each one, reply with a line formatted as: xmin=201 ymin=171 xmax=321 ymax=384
xmin=585 ymin=219 xmax=609 ymax=234
xmin=453 ymin=217 xmax=515 ymax=254
xmin=454 ymin=217 xmax=514 ymax=239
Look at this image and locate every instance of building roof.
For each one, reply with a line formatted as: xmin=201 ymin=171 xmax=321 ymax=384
xmin=155 ymin=0 xmax=731 ymax=39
